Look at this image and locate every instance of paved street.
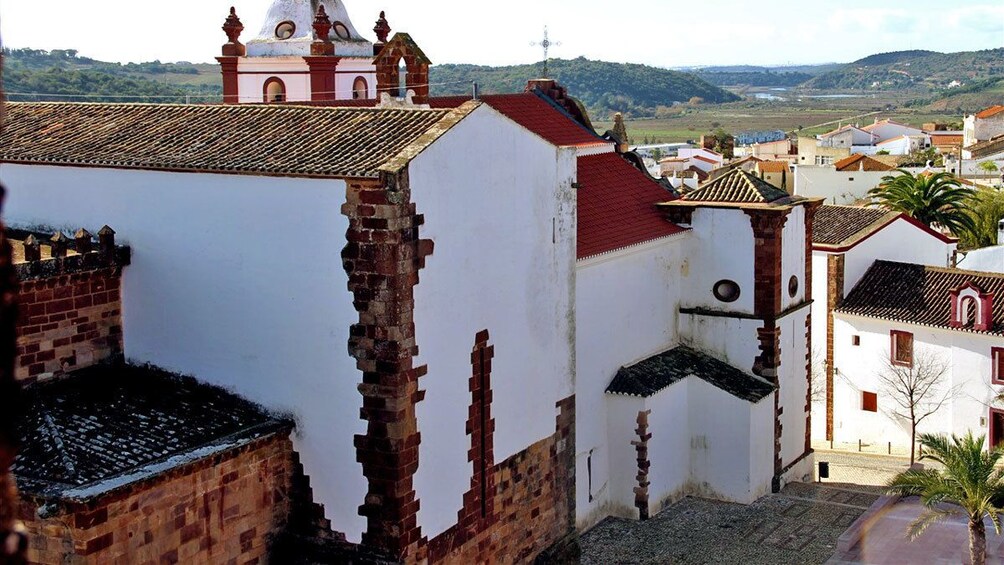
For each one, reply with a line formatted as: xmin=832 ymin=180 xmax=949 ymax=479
xmin=578 ymin=449 xmax=916 ymax=564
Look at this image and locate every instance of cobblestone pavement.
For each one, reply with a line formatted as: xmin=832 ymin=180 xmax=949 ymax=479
xmin=812 ymin=448 xmax=919 ymax=487
xmin=579 ymin=483 xmax=883 ymax=565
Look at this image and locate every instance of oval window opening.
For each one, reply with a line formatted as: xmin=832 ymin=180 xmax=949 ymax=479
xmin=275 ymin=21 xmax=296 ymax=40
xmin=333 ymin=22 xmax=351 ymax=40
xmin=713 ymin=280 xmax=741 ymax=303
xmin=788 ymin=275 xmax=799 ymax=298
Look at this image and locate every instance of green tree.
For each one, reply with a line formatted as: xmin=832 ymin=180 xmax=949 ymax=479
xmin=869 ymin=170 xmax=975 ymax=237
xmin=978 ymin=161 xmax=999 ymax=174
xmin=888 ymin=432 xmax=1004 ymax=565
xmin=960 ymin=187 xmax=1004 ymax=249
xmin=650 ymin=147 xmax=664 ymax=161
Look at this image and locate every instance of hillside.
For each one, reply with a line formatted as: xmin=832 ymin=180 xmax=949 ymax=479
xmin=805 ymin=48 xmax=1004 ymax=91
xmin=429 ymin=57 xmax=739 ymax=118
xmin=691 ymin=70 xmax=813 ymax=88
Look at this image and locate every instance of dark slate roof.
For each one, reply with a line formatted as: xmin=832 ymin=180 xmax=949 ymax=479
xmin=0 ymin=102 xmax=476 ymax=178
xmin=812 ymin=205 xmax=897 ymax=247
xmin=837 ymin=260 xmax=1004 ymax=335
xmin=605 ymin=346 xmax=775 ymax=402
xmin=14 ymin=364 xmax=291 ymax=502
xmin=576 ymin=152 xmax=686 ymax=260
xmin=683 ymin=168 xmax=791 ymax=204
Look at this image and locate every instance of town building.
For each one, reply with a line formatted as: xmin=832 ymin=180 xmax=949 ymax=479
xmin=793 ymin=154 xmax=900 ymax=205
xmin=963 ymin=105 xmax=1004 ymax=149
xmin=0 ymin=0 xmax=822 ymax=561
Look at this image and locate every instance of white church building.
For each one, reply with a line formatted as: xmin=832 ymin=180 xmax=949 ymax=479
xmin=0 ymin=0 xmax=819 ymax=561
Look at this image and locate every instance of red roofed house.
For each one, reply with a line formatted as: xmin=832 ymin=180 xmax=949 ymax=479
xmin=0 ymin=0 xmax=822 ymax=560
xmin=965 ymin=105 xmax=1004 ymax=150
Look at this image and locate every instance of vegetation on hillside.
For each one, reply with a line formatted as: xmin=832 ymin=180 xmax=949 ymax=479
xmin=691 ymin=70 xmax=812 ymax=88
xmin=429 ymin=57 xmax=739 ymax=119
xmin=805 ymin=48 xmax=1004 ymax=91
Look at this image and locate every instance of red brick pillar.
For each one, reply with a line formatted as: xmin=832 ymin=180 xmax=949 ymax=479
xmin=825 ymin=253 xmax=845 ymax=442
xmin=746 ymin=208 xmax=789 ymax=491
xmin=217 ymin=57 xmax=240 ymax=104
xmin=342 ymin=170 xmax=434 ymax=559
xmin=305 ymin=57 xmax=341 ymax=102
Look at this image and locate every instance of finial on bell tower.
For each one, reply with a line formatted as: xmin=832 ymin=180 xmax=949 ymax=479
xmin=221 ymin=7 xmax=246 ymax=57
xmin=311 ymin=5 xmax=335 ymax=56
xmin=374 ymin=11 xmax=391 ymax=46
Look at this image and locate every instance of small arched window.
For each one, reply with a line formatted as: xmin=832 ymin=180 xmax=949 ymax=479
xmin=264 ymin=77 xmax=286 ymax=103
xmin=352 ymin=76 xmax=368 ymax=100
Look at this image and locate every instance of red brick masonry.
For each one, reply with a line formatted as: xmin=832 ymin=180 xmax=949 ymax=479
xmin=16 ymin=268 xmax=122 ymax=383
xmin=19 ymin=433 xmax=294 ymax=565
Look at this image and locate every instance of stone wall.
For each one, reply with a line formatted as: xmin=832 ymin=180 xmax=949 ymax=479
xmin=424 ymin=396 xmax=575 ymax=564
xmin=18 ymin=433 xmax=294 ymax=565
xmin=15 ymin=267 xmax=122 ymax=383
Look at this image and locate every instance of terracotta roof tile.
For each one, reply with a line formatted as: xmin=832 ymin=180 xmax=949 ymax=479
xmin=430 ymin=93 xmax=607 ymax=148
xmin=605 ymin=345 xmax=775 ymax=401
xmin=975 ymin=105 xmax=1004 ymax=119
xmin=966 ymin=134 xmax=1004 ymax=159
xmin=833 ymin=154 xmax=897 ymax=172
xmin=683 ymin=168 xmax=789 ymax=203
xmin=837 ymin=261 xmax=1004 ymax=335
xmin=0 ymin=102 xmax=475 ymax=178
xmin=14 ymin=364 xmax=290 ymax=501
xmin=756 ymin=160 xmax=790 ymax=173
xmin=576 ymin=153 xmax=685 ymax=260
xmin=692 ymin=154 xmax=718 ymax=164
xmin=811 ymin=205 xmax=897 ymax=246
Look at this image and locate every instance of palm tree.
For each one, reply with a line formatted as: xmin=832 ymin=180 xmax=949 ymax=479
xmin=869 ymin=170 xmax=976 ymax=237
xmin=888 ymin=432 xmax=1004 ymax=565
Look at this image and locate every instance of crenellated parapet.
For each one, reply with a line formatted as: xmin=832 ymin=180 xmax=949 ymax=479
xmin=10 ymin=226 xmax=130 ymax=281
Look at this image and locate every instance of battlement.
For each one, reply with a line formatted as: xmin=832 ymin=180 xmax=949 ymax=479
xmin=9 ymin=226 xmax=130 ymax=281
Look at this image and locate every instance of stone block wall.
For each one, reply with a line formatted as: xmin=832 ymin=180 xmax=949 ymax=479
xmin=424 ymin=396 xmax=576 ymax=564
xmin=15 ymin=267 xmax=122 ymax=383
xmin=18 ymin=433 xmax=294 ymax=565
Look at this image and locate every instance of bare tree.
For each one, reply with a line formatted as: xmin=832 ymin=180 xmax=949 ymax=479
xmin=877 ymin=350 xmax=957 ymax=464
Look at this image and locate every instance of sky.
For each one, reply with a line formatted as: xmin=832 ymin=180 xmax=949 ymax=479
xmin=1 ymin=0 xmax=1002 ymax=68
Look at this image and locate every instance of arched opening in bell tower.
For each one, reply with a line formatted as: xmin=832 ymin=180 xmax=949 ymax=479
xmin=263 ymin=77 xmax=286 ymax=103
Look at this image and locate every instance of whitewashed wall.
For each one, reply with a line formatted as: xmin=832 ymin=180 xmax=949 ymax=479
xmin=237 ymin=57 xmax=310 ymax=103
xmin=866 ymin=123 xmax=922 ymax=143
xmin=832 ymin=315 xmax=1003 ymax=449
xmin=642 ymin=381 xmax=690 ymax=513
xmin=781 ymin=207 xmax=806 ymax=311
xmin=574 ymin=236 xmax=688 ymax=529
xmin=409 ymin=105 xmax=577 ymax=539
xmin=681 ymin=208 xmax=755 ymax=314
xmin=0 ymin=165 xmax=369 ymax=539
xmin=606 ymin=393 xmax=646 ymax=519
xmin=333 ymin=59 xmax=377 ymax=100
xmin=777 ymin=308 xmax=810 ymax=468
xmin=843 ymin=220 xmax=955 ymax=290
xmin=793 ymin=167 xmax=888 ymax=205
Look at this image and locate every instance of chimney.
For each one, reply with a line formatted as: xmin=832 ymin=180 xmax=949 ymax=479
xmin=612 ymin=113 xmax=630 ymax=154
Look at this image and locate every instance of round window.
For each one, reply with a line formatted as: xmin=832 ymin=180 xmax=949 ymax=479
xmin=788 ymin=275 xmax=799 ymax=298
xmin=713 ymin=280 xmax=741 ymax=303
xmin=333 ymin=22 xmax=351 ymax=40
xmin=275 ymin=21 xmax=296 ymax=40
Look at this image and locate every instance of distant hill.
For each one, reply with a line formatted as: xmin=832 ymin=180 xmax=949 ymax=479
xmin=691 ymin=70 xmax=813 ymax=88
xmin=2 ymin=48 xmax=221 ymax=103
xmin=429 ymin=57 xmax=740 ymax=118
xmin=804 ymin=48 xmax=1004 ymax=91
xmin=681 ymin=63 xmax=840 ymax=76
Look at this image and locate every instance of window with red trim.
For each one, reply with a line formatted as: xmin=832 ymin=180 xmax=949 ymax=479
xmin=862 ymin=391 xmax=878 ymax=412
xmin=891 ymin=330 xmax=913 ymax=366
xmin=993 ymin=347 xmax=1004 ymax=385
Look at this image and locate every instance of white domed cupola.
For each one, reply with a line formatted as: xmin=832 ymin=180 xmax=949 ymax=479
xmin=246 ymin=0 xmax=373 ymax=57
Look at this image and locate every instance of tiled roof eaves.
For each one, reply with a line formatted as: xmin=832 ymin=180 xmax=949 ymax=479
xmin=812 ymin=213 xmax=955 ymax=251
xmin=834 ymin=309 xmax=1004 ymax=337
xmin=30 ymin=421 xmax=291 ymax=504
xmin=576 ymin=229 xmax=691 ymax=264
xmin=379 ymin=100 xmax=481 ymax=174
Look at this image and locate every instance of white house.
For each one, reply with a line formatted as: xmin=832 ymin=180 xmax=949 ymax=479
xmin=830 ymin=262 xmax=1004 ymax=450
xmin=861 ymin=119 xmax=923 ymax=143
xmin=809 ymin=205 xmax=957 ymax=442
xmin=793 ymin=155 xmax=903 ymax=205
xmin=964 ymin=105 xmax=1004 ymax=149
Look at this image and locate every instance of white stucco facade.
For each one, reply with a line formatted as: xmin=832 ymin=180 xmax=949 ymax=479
xmin=0 ymin=164 xmax=370 ymax=539
xmin=830 ymin=315 xmax=1003 ymax=450
xmin=409 ymin=106 xmax=577 ymax=539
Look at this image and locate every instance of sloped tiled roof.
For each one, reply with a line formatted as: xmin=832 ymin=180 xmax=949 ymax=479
xmin=820 ymin=124 xmax=867 ymax=138
xmin=0 ymin=102 xmax=476 ymax=178
xmin=837 ymin=261 xmax=1004 ymax=335
xmin=862 ymin=119 xmax=916 ymax=132
xmin=430 ymin=92 xmax=608 ymax=148
xmin=929 ymin=134 xmax=963 ymax=146
xmin=833 ymin=154 xmax=897 ymax=172
xmin=967 ymin=134 xmax=1004 ymax=159
xmin=975 ymin=105 xmax=1004 ymax=119
xmin=683 ymin=168 xmax=790 ymax=203
xmin=14 ymin=364 xmax=291 ymax=501
xmin=576 ymin=152 xmax=686 ymax=260
xmin=811 ymin=205 xmax=897 ymax=246
xmin=756 ymin=160 xmax=790 ymax=173
xmin=605 ymin=345 xmax=775 ymax=402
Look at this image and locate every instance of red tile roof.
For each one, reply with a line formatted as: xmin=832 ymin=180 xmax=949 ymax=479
xmin=576 ymin=153 xmax=685 ymax=260
xmin=975 ymin=105 xmax=1004 ymax=119
xmin=430 ymin=93 xmax=608 ymax=148
xmin=756 ymin=160 xmax=790 ymax=173
xmin=930 ymin=134 xmax=963 ymax=146
xmin=692 ymin=155 xmax=718 ymax=164
xmin=833 ymin=154 xmax=897 ymax=172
